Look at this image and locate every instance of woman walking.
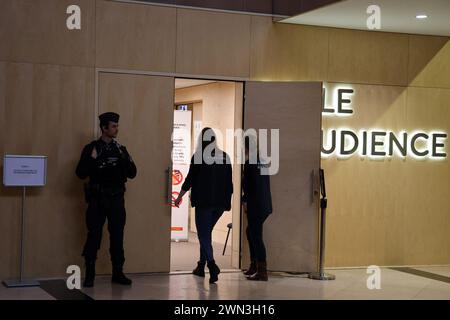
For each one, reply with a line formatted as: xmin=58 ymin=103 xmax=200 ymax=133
xmin=174 ymin=128 xmax=233 ymax=284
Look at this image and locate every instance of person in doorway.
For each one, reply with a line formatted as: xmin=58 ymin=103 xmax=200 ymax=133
xmin=174 ymin=127 xmax=233 ymax=284
xmin=75 ymin=112 xmax=137 ymax=287
xmin=242 ymin=135 xmax=272 ymax=281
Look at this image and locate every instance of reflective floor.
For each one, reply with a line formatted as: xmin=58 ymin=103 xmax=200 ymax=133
xmin=1 ymin=266 xmax=450 ymax=300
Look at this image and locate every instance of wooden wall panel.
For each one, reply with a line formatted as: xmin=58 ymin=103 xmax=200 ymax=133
xmin=250 ymin=16 xmax=329 ymax=81
xmin=96 ymin=0 xmax=177 ymax=72
xmin=408 ymin=35 xmax=450 ymax=88
xmin=323 ymin=84 xmax=450 ymax=267
xmin=0 ymin=62 xmax=94 ymax=279
xmin=328 ymin=29 xmax=409 ymax=86
xmin=0 ymin=0 xmax=95 ymax=67
xmin=402 ymin=87 xmax=450 ymax=265
xmin=323 ymin=83 xmax=409 ymax=267
xmin=176 ymin=9 xmax=251 ymax=78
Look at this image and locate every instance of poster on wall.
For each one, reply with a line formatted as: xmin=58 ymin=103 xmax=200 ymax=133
xmin=171 ymin=110 xmax=192 ymax=241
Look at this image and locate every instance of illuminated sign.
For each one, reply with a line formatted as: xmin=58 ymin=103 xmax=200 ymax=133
xmin=321 ymin=86 xmax=447 ymax=159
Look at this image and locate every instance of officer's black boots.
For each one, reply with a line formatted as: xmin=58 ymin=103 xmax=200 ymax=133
xmin=207 ymin=260 xmax=221 ymax=284
xmin=243 ymin=261 xmax=257 ymax=276
xmin=112 ymin=266 xmax=132 ymax=285
xmin=192 ymin=261 xmax=206 ymax=277
xmin=83 ymin=261 xmax=96 ymax=288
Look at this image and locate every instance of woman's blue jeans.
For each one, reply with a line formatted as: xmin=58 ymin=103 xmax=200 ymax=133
xmin=195 ymin=207 xmax=225 ymax=263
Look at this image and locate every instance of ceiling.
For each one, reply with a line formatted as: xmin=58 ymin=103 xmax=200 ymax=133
xmin=280 ymin=0 xmax=450 ymax=36
xmin=175 ymin=79 xmax=216 ymax=89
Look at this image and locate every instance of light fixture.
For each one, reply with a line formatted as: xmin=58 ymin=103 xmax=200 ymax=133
xmin=416 ymin=14 xmax=428 ymax=19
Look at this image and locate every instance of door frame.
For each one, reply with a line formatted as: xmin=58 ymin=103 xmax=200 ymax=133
xmin=95 ymin=67 xmax=247 ymax=272
xmin=95 ymin=69 xmax=323 ymax=273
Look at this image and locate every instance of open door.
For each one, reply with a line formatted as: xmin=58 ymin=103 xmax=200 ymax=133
xmin=98 ymin=72 xmax=174 ymax=273
xmin=242 ymin=81 xmax=323 ymax=273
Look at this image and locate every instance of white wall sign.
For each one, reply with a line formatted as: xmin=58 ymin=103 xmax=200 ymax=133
xmin=3 ymin=155 xmax=47 ymax=187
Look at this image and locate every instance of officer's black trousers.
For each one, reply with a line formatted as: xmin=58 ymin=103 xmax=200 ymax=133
xmin=82 ymin=193 xmax=126 ymax=267
xmin=246 ymin=214 xmax=269 ymax=263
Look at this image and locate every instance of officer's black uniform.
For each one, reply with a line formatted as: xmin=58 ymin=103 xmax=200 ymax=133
xmin=75 ymin=112 xmax=137 ymax=286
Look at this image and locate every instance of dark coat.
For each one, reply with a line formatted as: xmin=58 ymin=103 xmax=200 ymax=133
xmin=75 ymin=139 xmax=137 ymax=185
xmin=242 ymin=159 xmax=272 ymax=217
xmin=181 ymin=151 xmax=233 ymax=211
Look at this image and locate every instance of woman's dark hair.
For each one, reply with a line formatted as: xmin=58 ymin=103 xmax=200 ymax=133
xmin=245 ymin=134 xmax=259 ymax=163
xmin=197 ymin=127 xmax=217 ymax=152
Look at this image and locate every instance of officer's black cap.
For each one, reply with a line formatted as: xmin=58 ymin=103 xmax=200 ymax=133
xmin=99 ymin=112 xmax=120 ymax=125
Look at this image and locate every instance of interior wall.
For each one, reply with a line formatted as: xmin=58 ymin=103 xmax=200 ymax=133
xmin=0 ymin=0 xmax=449 ymax=279
xmin=251 ymin=18 xmax=450 ymax=268
xmin=0 ymin=61 xmax=95 ymax=279
xmin=175 ymin=82 xmax=238 ymax=245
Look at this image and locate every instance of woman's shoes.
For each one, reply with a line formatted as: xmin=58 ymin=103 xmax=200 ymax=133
xmin=192 ymin=261 xmax=206 ymax=277
xmin=243 ymin=261 xmax=257 ymax=276
xmin=247 ymin=261 xmax=268 ymax=281
xmin=207 ymin=260 xmax=221 ymax=284
xmin=193 ymin=260 xmax=220 ymax=283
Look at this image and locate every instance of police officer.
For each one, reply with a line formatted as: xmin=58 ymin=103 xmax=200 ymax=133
xmin=76 ymin=112 xmax=137 ymax=287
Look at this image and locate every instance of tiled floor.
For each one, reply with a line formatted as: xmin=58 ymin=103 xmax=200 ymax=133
xmin=1 ymin=267 xmax=450 ymax=300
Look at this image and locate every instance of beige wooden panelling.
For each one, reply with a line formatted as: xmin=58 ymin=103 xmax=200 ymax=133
xmin=323 ymin=83 xmax=409 ymax=267
xmin=96 ymin=0 xmax=176 ymax=72
xmin=402 ymin=87 xmax=450 ymax=265
xmin=328 ymin=28 xmax=409 ymax=86
xmin=98 ymin=73 xmax=174 ymax=273
xmin=408 ymin=35 xmax=450 ymax=89
xmin=250 ymin=17 xmax=329 ymax=81
xmin=176 ymin=9 xmax=251 ymax=78
xmin=0 ymin=0 xmax=95 ymax=67
xmin=323 ymin=84 xmax=450 ymax=267
xmin=0 ymin=62 xmax=94 ymax=279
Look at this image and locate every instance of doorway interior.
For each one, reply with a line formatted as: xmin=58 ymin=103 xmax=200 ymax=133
xmin=169 ymin=78 xmax=244 ymax=272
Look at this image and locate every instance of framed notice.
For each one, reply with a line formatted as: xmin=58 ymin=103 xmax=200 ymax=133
xmin=3 ymin=155 xmax=47 ymax=187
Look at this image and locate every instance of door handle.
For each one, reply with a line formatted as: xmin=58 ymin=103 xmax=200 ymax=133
xmin=165 ymin=166 xmax=172 ymax=205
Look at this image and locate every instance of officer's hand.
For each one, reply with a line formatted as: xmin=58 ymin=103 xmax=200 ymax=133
xmin=91 ymin=147 xmax=98 ymax=159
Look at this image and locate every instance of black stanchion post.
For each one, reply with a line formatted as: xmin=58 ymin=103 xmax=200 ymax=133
xmin=308 ymin=169 xmax=335 ymax=280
